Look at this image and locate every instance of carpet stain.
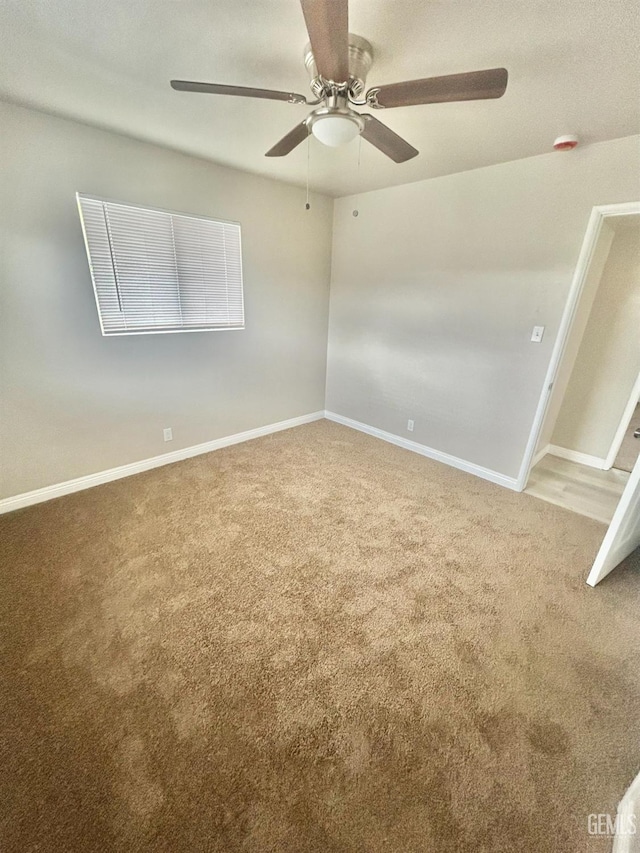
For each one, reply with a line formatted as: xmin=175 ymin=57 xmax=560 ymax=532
xmin=1 ymin=419 xmax=639 ymax=852
xmin=527 ymin=720 xmax=570 ymax=757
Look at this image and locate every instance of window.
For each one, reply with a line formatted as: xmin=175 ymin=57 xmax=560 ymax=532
xmin=77 ymin=194 xmax=244 ymax=335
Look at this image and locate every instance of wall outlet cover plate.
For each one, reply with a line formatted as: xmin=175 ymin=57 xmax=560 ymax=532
xmin=531 ymin=326 xmax=545 ymax=342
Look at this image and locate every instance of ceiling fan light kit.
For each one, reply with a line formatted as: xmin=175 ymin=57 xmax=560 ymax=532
xmin=307 ymin=88 xmax=365 ymax=146
xmin=170 ymin=0 xmax=508 ymax=163
xmin=309 ymin=109 xmax=363 ymax=146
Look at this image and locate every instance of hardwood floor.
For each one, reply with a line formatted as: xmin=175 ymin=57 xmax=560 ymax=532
xmin=525 ymin=454 xmax=629 ymax=524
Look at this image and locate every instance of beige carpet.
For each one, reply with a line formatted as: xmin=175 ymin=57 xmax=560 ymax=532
xmin=1 ymin=419 xmax=639 ymax=853
xmin=613 ymin=403 xmax=640 ymax=473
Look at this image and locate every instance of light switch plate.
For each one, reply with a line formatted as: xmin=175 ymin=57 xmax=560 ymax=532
xmin=531 ymin=325 xmax=545 ymax=343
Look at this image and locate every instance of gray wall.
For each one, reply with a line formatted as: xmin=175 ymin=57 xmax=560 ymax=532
xmin=2 ymin=99 xmax=638 ymax=499
xmin=0 ymin=101 xmax=333 ymax=498
xmin=326 ymin=136 xmax=640 ymax=480
xmin=552 ymin=221 xmax=640 ymax=460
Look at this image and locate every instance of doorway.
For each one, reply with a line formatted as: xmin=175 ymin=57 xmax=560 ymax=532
xmin=525 ymin=211 xmax=640 ymax=521
xmin=519 ymin=202 xmax=640 ymax=584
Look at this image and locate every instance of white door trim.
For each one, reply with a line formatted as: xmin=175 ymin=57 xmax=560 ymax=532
xmin=515 ymin=201 xmax=640 ymax=491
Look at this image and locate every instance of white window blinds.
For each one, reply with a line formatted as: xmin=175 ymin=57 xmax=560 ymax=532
xmin=77 ymin=194 xmax=244 ymax=335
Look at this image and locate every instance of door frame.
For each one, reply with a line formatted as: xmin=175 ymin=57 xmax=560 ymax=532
xmin=516 ymin=201 xmax=640 ymax=491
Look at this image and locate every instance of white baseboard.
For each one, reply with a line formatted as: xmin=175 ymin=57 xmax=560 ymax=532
xmin=0 ymin=411 xmax=325 ymax=514
xmin=532 ymin=444 xmax=551 ymax=468
xmin=324 ymin=411 xmax=519 ymax=491
xmin=547 ymin=444 xmax=608 ymax=470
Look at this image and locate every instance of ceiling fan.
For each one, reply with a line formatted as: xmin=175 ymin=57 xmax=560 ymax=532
xmin=170 ymin=0 xmax=508 ymax=164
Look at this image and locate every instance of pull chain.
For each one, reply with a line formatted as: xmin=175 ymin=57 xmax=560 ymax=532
xmin=352 ymin=134 xmax=362 ymax=218
xmin=305 ymin=129 xmax=311 ymax=210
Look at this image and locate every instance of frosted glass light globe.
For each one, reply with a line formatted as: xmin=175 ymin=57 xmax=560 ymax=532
xmin=311 ymin=114 xmax=361 ymax=147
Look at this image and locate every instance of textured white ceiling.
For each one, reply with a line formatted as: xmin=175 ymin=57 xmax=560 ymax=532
xmin=1 ymin=0 xmax=639 ymax=197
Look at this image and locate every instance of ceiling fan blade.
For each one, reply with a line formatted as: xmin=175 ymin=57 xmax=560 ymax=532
xmin=170 ymin=80 xmax=307 ymax=104
xmin=265 ymin=121 xmax=310 ymax=157
xmin=360 ymin=115 xmax=418 ymax=163
xmin=369 ymin=68 xmax=508 ymax=109
xmin=299 ymin=0 xmax=349 ymax=82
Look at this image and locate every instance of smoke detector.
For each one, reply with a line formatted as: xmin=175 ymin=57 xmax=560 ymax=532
xmin=553 ymin=135 xmax=579 ymax=151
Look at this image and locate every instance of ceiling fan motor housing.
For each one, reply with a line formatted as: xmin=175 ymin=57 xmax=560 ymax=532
xmin=304 ymin=33 xmax=373 ymax=99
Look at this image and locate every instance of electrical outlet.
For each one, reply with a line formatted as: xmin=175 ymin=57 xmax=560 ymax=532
xmin=163 ymin=427 xmax=173 ymax=442
xmin=407 ymin=419 xmax=414 ymax=432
